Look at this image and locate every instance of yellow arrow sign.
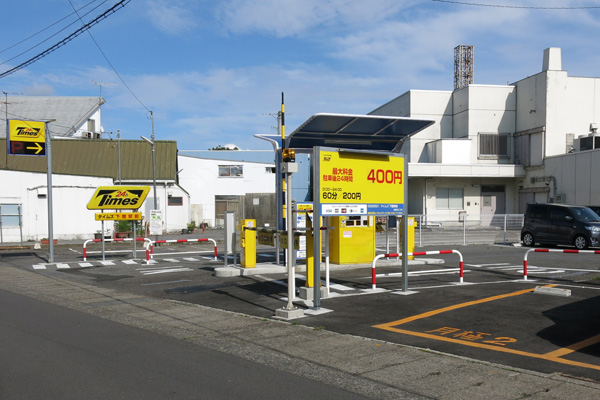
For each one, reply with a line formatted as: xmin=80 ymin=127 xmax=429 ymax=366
xmin=26 ymin=142 xmax=44 ymax=154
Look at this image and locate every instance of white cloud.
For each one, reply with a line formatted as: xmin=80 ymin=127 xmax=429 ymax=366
xmin=216 ymin=0 xmax=418 ymax=37
xmin=144 ymin=0 xmax=200 ymax=35
xmin=23 ymin=83 xmax=55 ymax=96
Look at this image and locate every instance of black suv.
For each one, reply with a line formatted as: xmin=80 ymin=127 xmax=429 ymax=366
xmin=521 ymin=203 xmax=600 ymax=250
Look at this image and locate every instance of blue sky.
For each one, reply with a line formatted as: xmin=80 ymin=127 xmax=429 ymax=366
xmin=1 ymin=0 xmax=600 ymax=150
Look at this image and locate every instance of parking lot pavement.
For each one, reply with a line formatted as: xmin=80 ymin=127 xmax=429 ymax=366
xmin=1 ymin=252 xmax=600 ymax=400
xmin=2 ymin=242 xmax=600 ymax=398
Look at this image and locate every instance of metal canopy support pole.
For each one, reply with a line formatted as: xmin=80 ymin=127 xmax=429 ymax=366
xmin=313 ymin=146 xmax=321 ymax=310
xmin=284 ymin=170 xmax=295 ymax=310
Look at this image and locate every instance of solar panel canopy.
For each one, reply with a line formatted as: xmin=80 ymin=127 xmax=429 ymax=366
xmin=285 ymin=113 xmax=434 ymax=151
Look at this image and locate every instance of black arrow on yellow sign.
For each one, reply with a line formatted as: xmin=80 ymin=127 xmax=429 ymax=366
xmin=26 ymin=142 xmax=44 ymax=154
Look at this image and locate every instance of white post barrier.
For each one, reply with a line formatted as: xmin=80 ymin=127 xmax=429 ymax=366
xmin=371 ymin=250 xmax=464 ymax=289
xmin=83 ymin=237 xmax=151 ymax=261
xmin=523 ymin=248 xmax=600 ymax=281
xmin=145 ymin=238 xmax=218 ymax=262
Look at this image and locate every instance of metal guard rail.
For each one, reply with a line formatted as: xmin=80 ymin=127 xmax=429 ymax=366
xmin=145 ymin=238 xmax=218 ymax=261
xmin=523 ymin=248 xmax=600 ymax=280
xmin=371 ymin=250 xmax=464 ymax=289
xmin=83 ymin=237 xmax=151 ymax=261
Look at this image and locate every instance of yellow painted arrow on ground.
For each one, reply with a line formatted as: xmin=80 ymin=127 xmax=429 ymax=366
xmin=26 ymin=142 xmax=43 ymax=154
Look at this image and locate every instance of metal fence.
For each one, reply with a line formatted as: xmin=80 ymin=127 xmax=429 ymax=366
xmin=379 ymin=214 xmax=524 ymax=247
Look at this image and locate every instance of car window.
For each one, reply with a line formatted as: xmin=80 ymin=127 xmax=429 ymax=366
xmin=588 ymin=207 xmax=600 ymax=217
xmin=572 ymin=207 xmax=600 ymax=222
xmin=528 ymin=205 xmax=547 ymax=218
xmin=550 ymin=208 xmax=570 ymax=221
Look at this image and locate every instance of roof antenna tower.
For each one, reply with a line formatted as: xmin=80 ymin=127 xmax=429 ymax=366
xmin=454 ymin=45 xmax=474 ymax=90
xmin=92 ymin=80 xmax=118 ymax=98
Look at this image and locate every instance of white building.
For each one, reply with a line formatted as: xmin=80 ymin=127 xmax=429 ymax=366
xmin=0 ymin=137 xmax=188 ymax=243
xmin=370 ymin=47 xmax=599 ymax=222
xmin=0 ymin=169 xmax=113 ymax=243
xmin=178 ymin=154 xmax=276 ymax=227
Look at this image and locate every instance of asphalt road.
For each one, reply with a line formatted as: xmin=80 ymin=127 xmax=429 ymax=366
xmin=3 ymin=239 xmax=600 ymax=386
xmin=0 ymin=288 xmax=371 ymax=400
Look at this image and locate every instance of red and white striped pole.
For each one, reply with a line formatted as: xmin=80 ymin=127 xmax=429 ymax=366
xmin=372 ymin=249 xmax=464 ymax=289
xmin=523 ymin=248 xmax=600 ymax=280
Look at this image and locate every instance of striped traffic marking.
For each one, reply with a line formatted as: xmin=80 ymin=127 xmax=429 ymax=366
xmin=374 ymin=286 xmax=600 ymax=371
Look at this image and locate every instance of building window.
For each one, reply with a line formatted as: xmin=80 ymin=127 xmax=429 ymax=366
xmin=0 ymin=204 xmax=21 ymax=227
xmin=436 ymin=188 xmax=463 ymax=210
xmin=168 ymin=196 xmax=183 ymax=206
xmin=479 ymin=133 xmax=509 ymax=158
xmin=218 ymin=165 xmax=243 ymax=177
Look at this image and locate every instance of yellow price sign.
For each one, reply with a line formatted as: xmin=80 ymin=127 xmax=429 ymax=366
xmin=318 ymin=149 xmax=404 ymax=215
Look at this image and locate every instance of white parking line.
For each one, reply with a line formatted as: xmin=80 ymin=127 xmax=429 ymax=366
xmin=466 ymin=263 xmax=510 ymax=268
xmin=140 ymin=267 xmax=193 ymax=275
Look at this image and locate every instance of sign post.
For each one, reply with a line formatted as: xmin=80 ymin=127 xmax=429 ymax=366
xmin=7 ymin=119 xmax=54 ymax=260
xmin=313 ymin=147 xmax=407 ymax=309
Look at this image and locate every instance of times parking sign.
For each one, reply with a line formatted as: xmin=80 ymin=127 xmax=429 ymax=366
xmin=7 ymin=120 xmax=46 ymax=156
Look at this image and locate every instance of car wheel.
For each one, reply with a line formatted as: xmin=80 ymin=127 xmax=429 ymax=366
xmin=574 ymin=235 xmax=589 ymax=250
xmin=522 ymin=232 xmax=535 ymax=247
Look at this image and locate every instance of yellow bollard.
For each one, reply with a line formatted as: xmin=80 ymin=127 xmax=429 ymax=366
xmin=305 ymin=216 xmax=314 ymax=287
xmin=239 ymin=219 xmax=256 ymax=268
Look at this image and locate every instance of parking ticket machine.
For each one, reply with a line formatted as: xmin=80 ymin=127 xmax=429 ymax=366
xmin=239 ymin=219 xmax=256 ymax=268
xmin=329 ymin=215 xmax=375 ymax=264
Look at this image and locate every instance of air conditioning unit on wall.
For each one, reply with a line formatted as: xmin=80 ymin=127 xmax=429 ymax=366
xmin=83 ymin=131 xmax=101 ymax=139
xmin=553 ymin=194 xmax=566 ymax=204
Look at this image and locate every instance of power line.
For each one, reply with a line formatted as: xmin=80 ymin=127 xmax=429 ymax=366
xmin=68 ymin=0 xmax=149 ymax=112
xmin=0 ymin=0 xmax=106 ymax=57
xmin=0 ymin=0 xmax=130 ymax=79
xmin=432 ymin=0 xmax=600 ymax=9
xmin=0 ymin=0 xmax=110 ymax=68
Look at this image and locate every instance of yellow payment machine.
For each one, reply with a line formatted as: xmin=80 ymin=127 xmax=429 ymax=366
xmin=329 ymin=215 xmax=375 ymax=264
xmin=239 ymin=219 xmax=256 ymax=268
